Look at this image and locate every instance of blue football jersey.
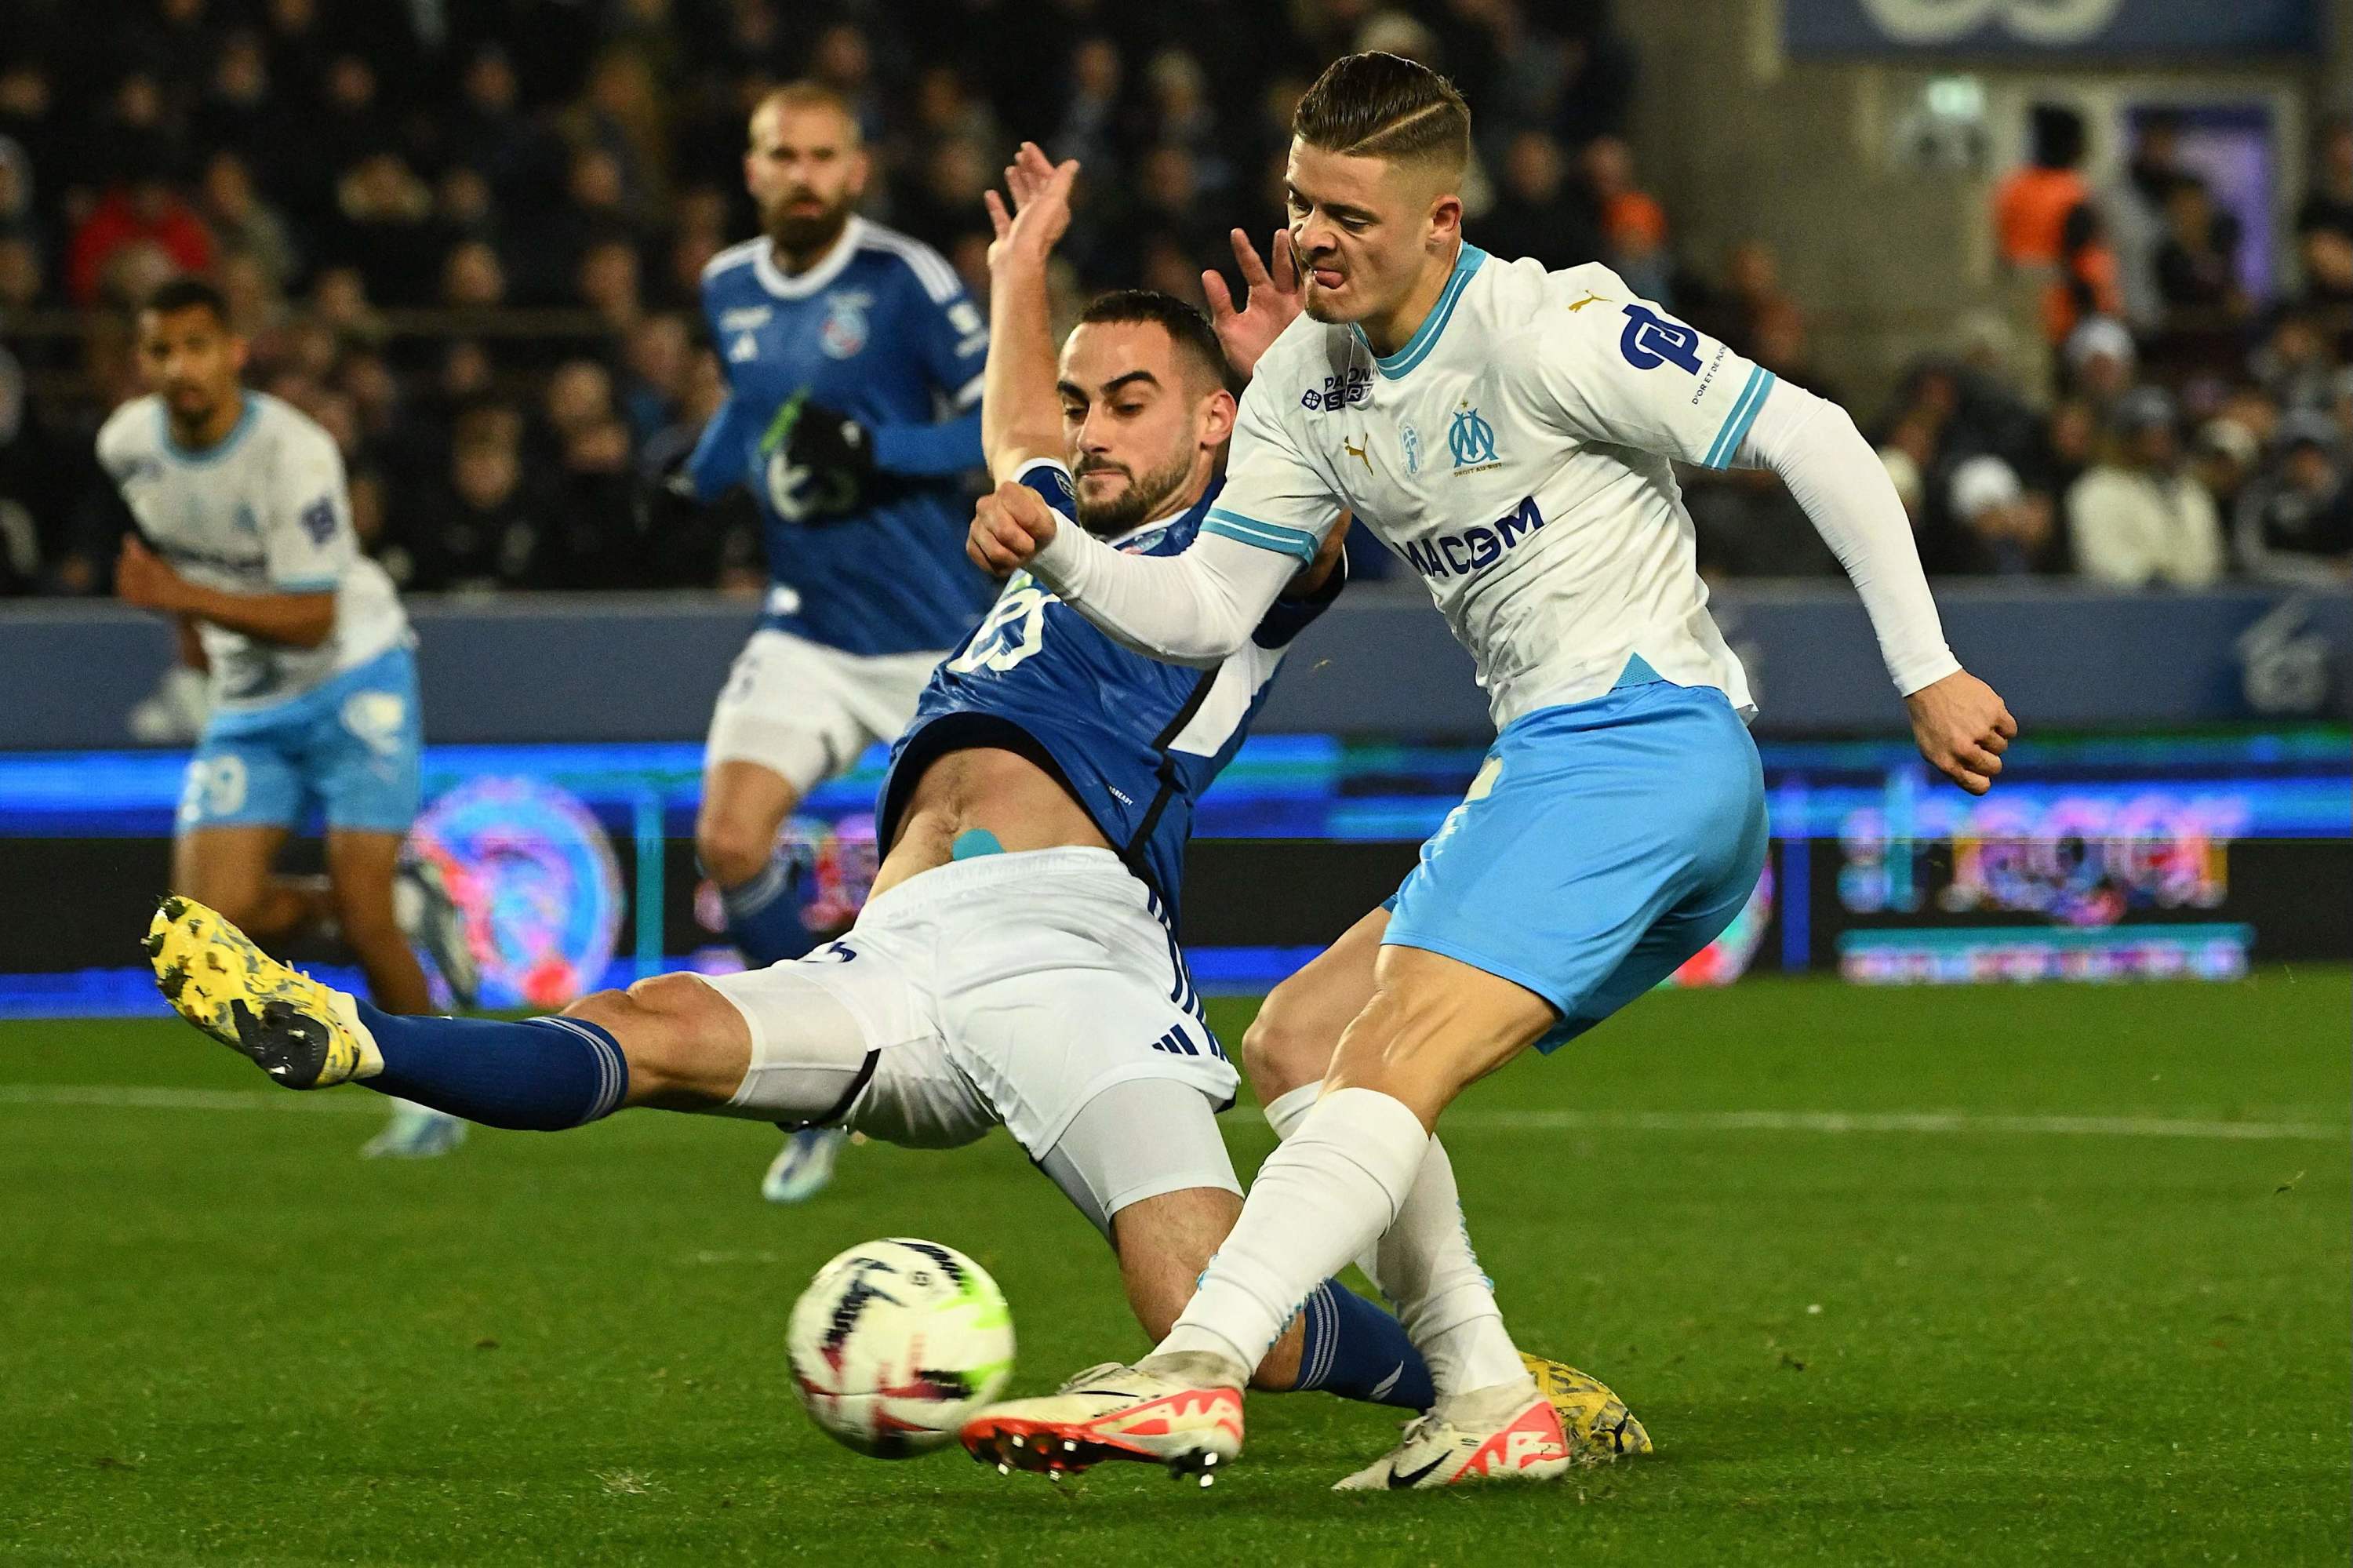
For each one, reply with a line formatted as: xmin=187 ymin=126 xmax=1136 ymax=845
xmin=689 ymin=217 xmax=996 ymax=655
xmin=877 ymin=464 xmax=1343 ymax=926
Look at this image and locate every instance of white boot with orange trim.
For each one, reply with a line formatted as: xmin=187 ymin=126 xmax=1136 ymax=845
xmin=1331 ymin=1380 xmax=1572 ymax=1491
xmin=959 ymin=1355 xmax=1245 ymax=1485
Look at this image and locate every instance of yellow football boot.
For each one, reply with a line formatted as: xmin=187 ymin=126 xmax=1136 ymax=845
xmin=1521 ymin=1354 xmax=1653 ymax=1461
xmin=144 ymin=896 xmax=380 ymax=1089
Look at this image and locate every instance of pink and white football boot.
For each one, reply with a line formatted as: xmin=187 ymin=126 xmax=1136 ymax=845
xmin=960 ymin=1357 xmax=1245 ymax=1485
xmin=1332 ymin=1385 xmax=1573 ymax=1490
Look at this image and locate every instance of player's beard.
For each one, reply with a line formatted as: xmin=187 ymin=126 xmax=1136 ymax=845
xmin=162 ymin=383 xmax=224 ymax=440
xmin=1075 ymin=448 xmax=1194 ymax=537
xmin=768 ymin=192 xmax=853 ymax=264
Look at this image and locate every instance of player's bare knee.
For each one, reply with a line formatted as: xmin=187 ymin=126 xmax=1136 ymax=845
xmin=558 ymin=986 xmax=635 ymax=1036
xmin=1240 ymin=986 xmax=1336 ymax=1101
xmin=567 ymin=973 xmax=745 ymax=1104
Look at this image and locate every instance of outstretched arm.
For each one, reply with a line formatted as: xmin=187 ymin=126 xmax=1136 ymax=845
xmin=1732 ymin=383 xmax=2015 ymax=793
xmin=980 ymin=143 xmax=1078 ymax=480
xmin=1733 ymin=382 xmax=1958 ymax=696
xmin=1529 ymin=274 xmax=2016 ymax=793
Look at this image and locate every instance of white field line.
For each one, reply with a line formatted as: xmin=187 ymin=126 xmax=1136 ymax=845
xmin=0 ymin=1083 xmax=2343 ymax=1142
xmin=0 ymin=1083 xmax=384 ymax=1114
xmin=1449 ymin=1108 xmax=2347 ymax=1142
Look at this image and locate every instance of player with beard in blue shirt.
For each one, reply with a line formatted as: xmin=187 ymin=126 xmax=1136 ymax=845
xmin=679 ymin=82 xmax=997 ymax=1202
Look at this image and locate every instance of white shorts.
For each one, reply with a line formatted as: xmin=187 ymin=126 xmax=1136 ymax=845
xmin=699 ymin=847 xmax=1240 ymax=1225
xmin=704 ymin=628 xmax=947 ymax=795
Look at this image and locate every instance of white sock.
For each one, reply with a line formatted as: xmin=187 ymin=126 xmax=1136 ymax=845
xmin=1155 ymin=1086 xmax=1429 ymax=1381
xmin=1263 ymin=1080 xmax=1527 ymax=1397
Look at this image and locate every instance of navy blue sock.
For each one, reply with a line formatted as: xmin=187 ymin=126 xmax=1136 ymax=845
xmin=355 ymin=1001 xmax=627 ymax=1131
xmin=1293 ymin=1279 xmax=1436 ymax=1411
xmin=716 ymin=853 xmax=818 ymax=966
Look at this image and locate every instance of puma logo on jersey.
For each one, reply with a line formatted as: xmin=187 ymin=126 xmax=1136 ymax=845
xmin=1565 ymin=290 xmax=1612 ymax=312
xmin=1398 ymin=497 xmax=1545 ymax=580
xmin=1343 ymin=437 xmax=1373 ymax=472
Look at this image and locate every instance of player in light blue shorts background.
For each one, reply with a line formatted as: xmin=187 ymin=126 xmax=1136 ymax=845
xmin=1385 ymin=660 xmax=1768 ymax=1051
xmin=180 ymin=643 xmax=424 ymax=837
xmin=105 ymin=278 xmax=476 ymax=1159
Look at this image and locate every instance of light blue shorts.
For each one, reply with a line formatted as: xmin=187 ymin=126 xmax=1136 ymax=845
xmin=178 ymin=645 xmax=424 ymax=835
xmin=1384 ymin=673 xmax=1768 ymax=1053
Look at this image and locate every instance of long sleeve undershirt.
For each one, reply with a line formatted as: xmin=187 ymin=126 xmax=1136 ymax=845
xmin=1732 ymin=380 xmax=1959 ymax=696
xmin=1028 ymin=380 xmax=1960 ymax=696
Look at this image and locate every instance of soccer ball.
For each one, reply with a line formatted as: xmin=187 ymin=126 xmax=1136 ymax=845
xmin=787 ymin=1238 xmax=1016 ymax=1458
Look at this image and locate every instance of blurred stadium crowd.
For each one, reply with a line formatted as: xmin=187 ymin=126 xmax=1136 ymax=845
xmin=0 ymin=0 xmax=2345 ymax=599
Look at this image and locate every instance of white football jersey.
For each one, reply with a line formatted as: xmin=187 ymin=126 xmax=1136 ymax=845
xmin=98 ymin=392 xmax=409 ymax=711
xmin=1207 ymin=248 xmax=1777 ymax=727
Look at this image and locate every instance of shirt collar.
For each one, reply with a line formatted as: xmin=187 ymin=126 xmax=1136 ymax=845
xmin=1354 ymin=242 xmax=1488 ymax=379
xmin=753 ymin=216 xmax=864 ymax=299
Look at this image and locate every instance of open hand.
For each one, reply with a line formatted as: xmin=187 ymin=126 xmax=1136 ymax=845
xmin=1202 ymin=228 xmax=1302 ymax=381
xmin=967 ymin=480 xmax=1060 ymax=577
xmin=984 ymin=142 xmax=1079 ymax=273
xmin=1904 ymin=669 xmax=2017 ymax=795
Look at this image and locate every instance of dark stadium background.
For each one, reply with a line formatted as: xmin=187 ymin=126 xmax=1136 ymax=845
xmin=0 ymin=6 xmax=2348 ymax=1565
xmin=0 ymin=2 xmax=2348 ymax=993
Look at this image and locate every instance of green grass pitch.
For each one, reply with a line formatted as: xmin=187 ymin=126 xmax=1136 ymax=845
xmin=2 ymin=972 xmax=2347 ymax=1565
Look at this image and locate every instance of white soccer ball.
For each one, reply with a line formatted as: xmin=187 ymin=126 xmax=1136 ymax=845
xmin=787 ymin=1238 xmax=1016 ymax=1458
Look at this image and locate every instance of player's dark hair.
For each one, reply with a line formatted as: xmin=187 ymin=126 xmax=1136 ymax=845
xmin=1292 ymin=52 xmax=1471 ymax=178
xmin=141 ymin=276 xmax=230 ymax=326
xmin=1078 ymin=289 xmax=1232 ymax=395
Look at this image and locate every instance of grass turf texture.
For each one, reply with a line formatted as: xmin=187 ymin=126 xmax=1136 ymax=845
xmin=2 ymin=973 xmax=2347 ymax=1566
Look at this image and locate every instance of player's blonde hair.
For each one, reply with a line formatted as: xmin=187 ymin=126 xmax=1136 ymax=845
xmin=750 ymin=81 xmax=861 ymax=146
xmin=1292 ymin=53 xmax=1470 ymax=181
